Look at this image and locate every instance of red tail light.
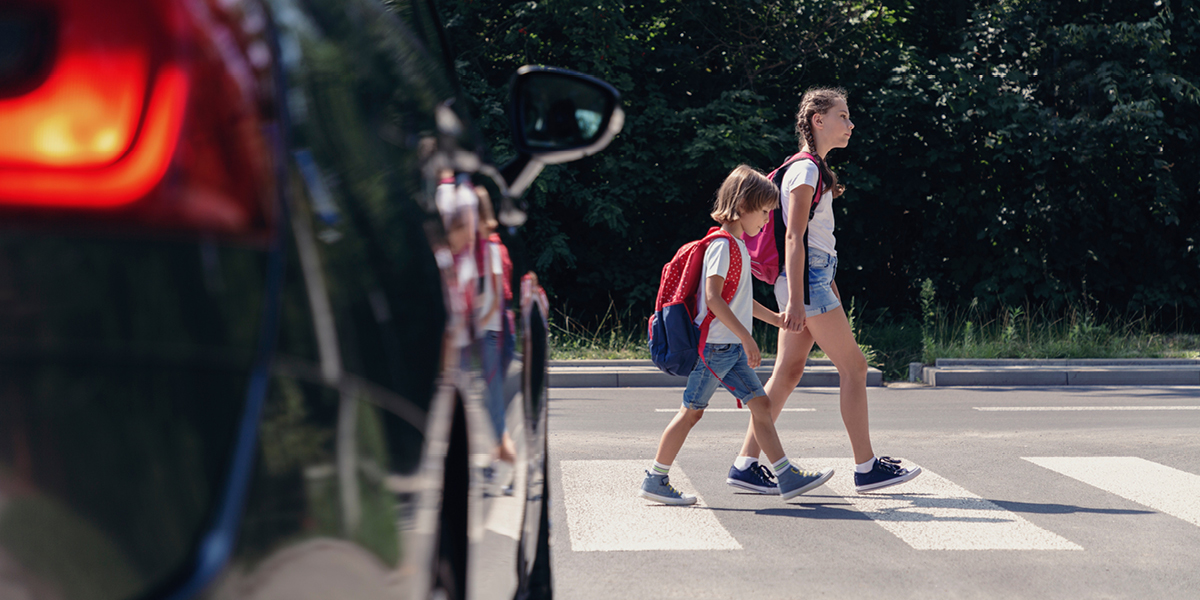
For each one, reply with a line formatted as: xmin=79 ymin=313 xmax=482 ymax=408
xmin=0 ymin=0 xmax=277 ymax=239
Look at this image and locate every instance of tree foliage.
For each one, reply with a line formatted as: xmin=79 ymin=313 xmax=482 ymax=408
xmin=441 ymin=0 xmax=1200 ymax=327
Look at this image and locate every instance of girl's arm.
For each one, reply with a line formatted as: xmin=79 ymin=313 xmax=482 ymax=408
xmin=480 ymin=271 xmax=501 ymax=325
xmin=753 ymin=300 xmax=782 ymax=328
xmin=704 ymin=275 xmax=761 ymax=367
xmin=478 ymin=245 xmax=502 ymax=326
xmin=832 ymin=279 xmax=841 ymax=302
xmin=782 ymin=184 xmax=813 ymax=332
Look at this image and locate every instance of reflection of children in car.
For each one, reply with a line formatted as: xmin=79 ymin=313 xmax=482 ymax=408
xmin=435 ymin=172 xmax=481 ymax=374
xmin=473 ymin=188 xmax=516 ymax=468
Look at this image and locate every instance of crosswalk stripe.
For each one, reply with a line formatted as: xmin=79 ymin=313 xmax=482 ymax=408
xmin=1023 ymin=457 xmax=1200 ymax=528
xmin=802 ymin=459 xmax=1082 ymax=550
xmin=559 ymin=460 xmax=742 ymax=552
xmin=976 ymin=406 xmax=1200 ymax=412
xmin=484 ymin=493 xmax=523 ymax=540
xmin=653 ymin=408 xmax=815 ymax=413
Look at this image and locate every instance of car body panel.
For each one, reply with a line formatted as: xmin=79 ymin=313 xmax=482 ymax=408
xmin=0 ymin=0 xmax=615 ymax=598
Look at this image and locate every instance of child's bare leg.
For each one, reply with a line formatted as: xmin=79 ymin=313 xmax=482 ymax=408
xmin=654 ymin=406 xmax=705 ymax=466
xmin=805 ymin=306 xmax=874 ymax=464
xmin=738 ymin=327 xmax=815 ymax=459
xmin=744 ymin=395 xmax=784 ymax=464
xmin=746 ymin=394 xmax=834 ymax=499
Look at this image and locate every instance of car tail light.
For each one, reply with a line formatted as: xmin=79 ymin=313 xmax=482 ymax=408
xmin=0 ymin=0 xmax=278 ymax=240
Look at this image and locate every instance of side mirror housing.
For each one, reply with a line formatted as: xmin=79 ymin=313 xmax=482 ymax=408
xmin=501 ymin=66 xmax=623 ymax=199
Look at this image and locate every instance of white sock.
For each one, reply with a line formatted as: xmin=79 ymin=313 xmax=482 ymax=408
xmin=651 ymin=461 xmax=671 ymax=476
xmin=856 ymin=457 xmax=877 ymax=474
xmin=771 ymin=456 xmax=791 ymax=476
xmin=733 ymin=456 xmax=758 ymax=471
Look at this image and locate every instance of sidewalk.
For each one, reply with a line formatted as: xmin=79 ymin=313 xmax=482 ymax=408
xmin=917 ymin=358 xmax=1200 ymax=387
xmin=547 ymin=358 xmax=1200 ymax=388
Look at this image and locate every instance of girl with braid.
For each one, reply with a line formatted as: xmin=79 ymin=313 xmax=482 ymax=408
xmin=724 ymin=88 xmax=922 ymax=495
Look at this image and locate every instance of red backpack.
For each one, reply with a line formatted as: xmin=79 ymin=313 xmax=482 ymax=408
xmin=742 ymin=152 xmax=825 ymax=305
xmin=648 ymin=227 xmax=745 ymax=405
xmin=476 ymin=233 xmax=513 ymax=301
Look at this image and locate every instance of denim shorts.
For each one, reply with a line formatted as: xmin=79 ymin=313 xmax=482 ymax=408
xmin=774 ymin=249 xmax=840 ymax=318
xmin=681 ymin=344 xmax=767 ymax=410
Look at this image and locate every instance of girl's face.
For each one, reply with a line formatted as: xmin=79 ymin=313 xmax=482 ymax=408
xmin=739 ymin=205 xmax=771 ymax=237
xmin=816 ymin=98 xmax=854 ymax=149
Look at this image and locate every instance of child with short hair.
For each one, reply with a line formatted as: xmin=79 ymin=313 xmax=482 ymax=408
xmin=639 ymin=165 xmax=834 ymax=505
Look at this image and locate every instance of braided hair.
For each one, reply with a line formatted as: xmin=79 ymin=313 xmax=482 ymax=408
xmin=794 ymin=87 xmax=847 ymax=198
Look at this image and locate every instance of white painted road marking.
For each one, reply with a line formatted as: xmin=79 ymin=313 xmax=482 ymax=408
xmin=976 ymin=406 xmax=1200 ymax=412
xmin=484 ymin=493 xmax=523 ymax=540
xmin=559 ymin=460 xmax=742 ymax=552
xmin=653 ymin=408 xmax=816 ymax=413
xmin=1023 ymin=457 xmax=1200 ymax=528
xmin=802 ymin=459 xmax=1082 ymax=550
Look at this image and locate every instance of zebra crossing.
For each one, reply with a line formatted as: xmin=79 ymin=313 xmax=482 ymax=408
xmin=559 ymin=456 xmax=1198 ymax=553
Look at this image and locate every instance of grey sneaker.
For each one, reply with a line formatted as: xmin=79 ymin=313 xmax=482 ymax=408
xmin=776 ymin=466 xmax=835 ymax=501
xmin=639 ymin=471 xmax=697 ymax=505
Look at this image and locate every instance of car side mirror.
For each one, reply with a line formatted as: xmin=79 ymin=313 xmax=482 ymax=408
xmin=500 ymin=66 xmax=623 ymax=201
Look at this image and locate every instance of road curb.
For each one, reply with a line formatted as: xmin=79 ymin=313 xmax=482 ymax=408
xmin=915 ymin=358 xmax=1200 ymax=387
xmin=548 ymin=358 xmax=883 ymax=388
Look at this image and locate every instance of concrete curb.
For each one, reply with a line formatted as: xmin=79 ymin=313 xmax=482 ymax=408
xmin=548 ymin=358 xmax=883 ymax=388
xmin=916 ymin=358 xmax=1200 ymax=387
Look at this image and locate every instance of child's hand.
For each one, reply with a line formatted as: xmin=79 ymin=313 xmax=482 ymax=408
xmin=780 ymin=302 xmax=806 ymax=333
xmin=744 ymin=338 xmax=762 ymax=368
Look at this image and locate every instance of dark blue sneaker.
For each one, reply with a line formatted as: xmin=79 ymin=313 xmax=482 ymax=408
xmin=726 ymin=463 xmax=780 ymax=495
xmin=854 ymin=457 xmax=921 ymax=493
xmin=777 ymin=466 xmax=835 ymax=500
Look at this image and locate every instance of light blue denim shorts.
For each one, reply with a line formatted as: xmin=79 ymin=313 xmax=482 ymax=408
xmin=681 ymin=343 xmax=767 ymax=410
xmin=774 ymin=249 xmax=840 ymax=318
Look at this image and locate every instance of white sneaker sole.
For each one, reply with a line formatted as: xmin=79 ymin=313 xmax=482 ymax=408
xmin=780 ymin=468 xmax=835 ymax=500
xmin=855 ymin=466 xmax=923 ymax=493
xmin=638 ymin=489 xmax=697 ymax=505
xmin=726 ymin=478 xmax=782 ymax=495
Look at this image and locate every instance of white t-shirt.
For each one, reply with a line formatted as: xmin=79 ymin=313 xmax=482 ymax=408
xmin=694 ymin=236 xmax=752 ymax=344
xmin=453 ymin=251 xmax=477 ymax=349
xmin=780 ymin=159 xmax=836 ymax=257
xmin=474 ymin=242 xmax=505 ymax=333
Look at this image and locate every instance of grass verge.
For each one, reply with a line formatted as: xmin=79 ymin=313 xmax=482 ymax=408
xmin=548 ymin=294 xmax=1200 ymax=382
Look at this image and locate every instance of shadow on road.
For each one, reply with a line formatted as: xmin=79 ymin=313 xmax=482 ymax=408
xmin=989 ymin=499 xmax=1154 ymax=515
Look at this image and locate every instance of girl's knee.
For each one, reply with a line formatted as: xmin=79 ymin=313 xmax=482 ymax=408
xmin=681 ymin=408 xmax=704 ymax=425
xmin=837 ymin=353 xmax=868 ymax=382
xmin=769 ymin=362 xmax=806 ymax=389
xmin=744 ymin=395 xmax=770 ymax=414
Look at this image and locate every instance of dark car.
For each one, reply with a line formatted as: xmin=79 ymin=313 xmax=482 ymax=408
xmin=0 ymin=0 xmax=621 ymax=598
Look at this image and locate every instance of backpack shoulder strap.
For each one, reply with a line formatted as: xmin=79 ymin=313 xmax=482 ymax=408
xmin=698 ymin=228 xmax=741 ymax=302
xmin=770 ymin=152 xmax=807 ymax=188
xmin=696 ymin=228 xmax=747 ymax=407
xmin=797 ymin=152 xmax=825 ymax=218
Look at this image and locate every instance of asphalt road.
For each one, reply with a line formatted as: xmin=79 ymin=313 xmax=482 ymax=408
xmin=545 ymin=385 xmax=1200 ymax=599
